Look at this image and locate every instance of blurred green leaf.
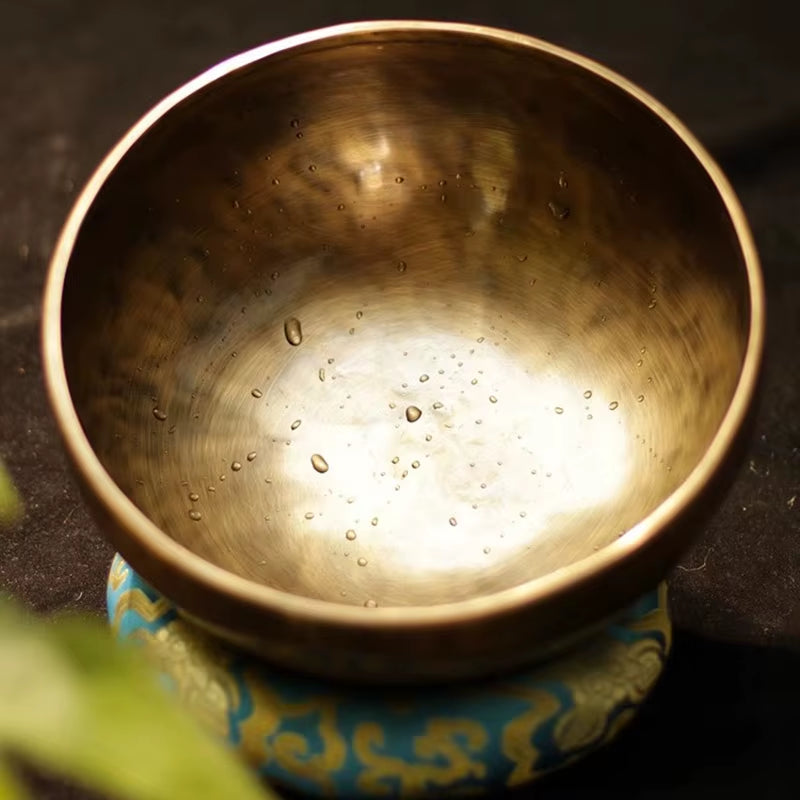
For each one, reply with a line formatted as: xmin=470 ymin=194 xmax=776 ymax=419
xmin=0 ymin=460 xmax=22 ymax=526
xmin=0 ymin=758 xmax=29 ymax=799
xmin=0 ymin=600 xmax=274 ymax=800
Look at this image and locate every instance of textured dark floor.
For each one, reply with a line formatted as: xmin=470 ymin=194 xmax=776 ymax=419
xmin=1 ymin=0 xmax=798 ymax=797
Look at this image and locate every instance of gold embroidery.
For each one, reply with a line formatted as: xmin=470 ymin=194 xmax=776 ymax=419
xmin=498 ymin=686 xmax=561 ymax=786
xmin=131 ymin=618 xmax=241 ymax=739
xmin=237 ymin=678 xmax=347 ymax=794
xmin=354 ymin=718 xmax=488 ymax=796
xmin=108 ymin=556 xmax=131 ymax=591
xmin=110 ymin=588 xmax=172 ymax=633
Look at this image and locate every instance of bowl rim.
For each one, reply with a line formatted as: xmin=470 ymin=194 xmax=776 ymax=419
xmin=42 ymin=20 xmax=765 ymax=630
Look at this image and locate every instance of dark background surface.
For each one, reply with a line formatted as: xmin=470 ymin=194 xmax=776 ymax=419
xmin=1 ymin=0 xmax=798 ymax=797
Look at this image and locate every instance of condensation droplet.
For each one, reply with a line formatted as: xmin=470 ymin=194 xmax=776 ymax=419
xmin=397 ymin=260 xmax=407 ymax=273
xmin=284 ymin=317 xmax=303 ymax=346
xmin=309 ymin=164 xmax=317 ymax=172
xmin=520 ymin=511 xmax=527 ymax=518
xmin=304 ymin=512 xmax=315 ymax=520
xmin=432 ymin=401 xmax=443 ymax=410
xmin=558 ymin=171 xmax=568 ymax=189
xmin=290 ymin=118 xmax=300 ymax=128
xmin=583 ymin=390 xmax=592 ymax=399
xmin=188 ymin=492 xmax=200 ymax=502
xmin=411 ymin=460 xmax=420 ymax=469
xmin=357 ymin=557 xmax=368 ymax=567
xmin=272 ymin=177 xmax=280 ymax=186
xmin=247 ymin=451 xmax=257 ymax=461
xmin=152 ymin=408 xmax=167 ymax=421
xmin=188 ymin=510 xmax=202 ymax=521
xmin=371 ymin=517 xmax=378 ymax=526
xmin=364 ymin=599 xmax=377 ymax=608
xmin=251 ymin=388 xmax=263 ymax=398
xmin=419 ymin=374 xmax=429 ymax=383
xmin=356 ymin=310 xmax=363 ymax=320
xmin=609 ymin=401 xmax=619 ymax=411
xmin=231 ymin=461 xmax=242 ymax=471
xmin=449 ymin=517 xmax=458 ymax=527
xmin=471 ymin=378 xmax=478 ymax=386
xmin=395 ymin=176 xmax=404 ymax=184
xmin=391 ymin=456 xmax=399 ymax=464
xmin=295 ymin=131 xmax=304 ymax=139
xmin=636 ymin=359 xmax=644 ymax=367
xmin=345 ymin=529 xmax=356 ymax=541
xmin=337 ymin=203 xmax=345 ymax=211
xmin=291 ymin=419 xmax=302 ymax=430
xmin=311 ymin=454 xmax=329 ymax=473
xmin=483 ymin=546 xmax=491 ymax=554
xmin=648 ymin=299 xmax=657 ymax=310
xmin=319 ymin=368 xmax=325 ymax=381
xmin=425 ymin=434 xmax=432 ymax=442
xmin=548 ymin=200 xmax=570 ymax=220
xmin=477 ymin=336 xmax=485 ymax=343
xmin=405 ymin=405 xmax=422 ymax=422
xmin=637 ymin=394 xmax=645 ymax=403
xmin=555 ymin=407 xmax=564 ymax=415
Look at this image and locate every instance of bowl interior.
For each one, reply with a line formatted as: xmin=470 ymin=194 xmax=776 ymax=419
xmin=61 ymin=29 xmax=751 ymax=608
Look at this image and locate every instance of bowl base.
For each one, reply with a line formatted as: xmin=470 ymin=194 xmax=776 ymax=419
xmin=107 ymin=554 xmax=670 ymax=797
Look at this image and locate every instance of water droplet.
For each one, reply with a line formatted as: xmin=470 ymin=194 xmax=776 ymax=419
xmin=364 ymin=599 xmax=377 ymax=608
xmin=419 ymin=374 xmax=429 ymax=383
xmin=425 ymin=434 xmax=432 ymax=442
xmin=295 ymin=131 xmax=304 ymax=139
xmin=449 ymin=517 xmax=458 ymax=526
xmin=395 ymin=176 xmax=404 ymax=184
xmin=438 ymin=179 xmax=447 ymax=187
xmin=188 ymin=492 xmax=200 ymax=502
xmin=411 ymin=460 xmax=420 ymax=469
xmin=558 ymin=171 xmax=568 ymax=189
xmin=152 ymin=408 xmax=167 ymax=421
xmin=196 ymin=294 xmax=205 ymax=303
xmin=397 ymin=260 xmax=407 ymax=273
xmin=587 ymin=413 xmax=593 ymax=420
xmin=345 ymin=529 xmax=356 ymax=541
xmin=272 ymin=177 xmax=280 ymax=186
xmin=219 ymin=474 xmax=226 ymax=481
xmin=391 ymin=456 xmax=399 ymax=464
xmin=555 ymin=407 xmax=564 ymax=415
xmin=548 ymin=200 xmax=570 ymax=220
xmin=188 ymin=510 xmax=202 ymax=521
xmin=388 ymin=402 xmax=396 ymax=410
xmin=230 ymin=461 xmax=242 ymax=472
xmin=475 ymin=419 xmax=482 ymax=425
xmin=357 ymin=557 xmax=368 ymax=567
xmin=432 ymin=401 xmax=443 ymax=410
xmin=311 ymin=454 xmax=329 ymax=473
xmin=483 ymin=546 xmax=491 ymax=554
xmin=516 ymin=254 xmax=528 ymax=263
xmin=284 ymin=317 xmax=303 ymax=345
xmin=637 ymin=394 xmax=645 ymax=403
xmin=337 ymin=203 xmax=345 ymax=211
xmin=247 ymin=451 xmax=257 ymax=462
xmin=371 ymin=517 xmax=378 ymax=526
xmin=309 ymin=164 xmax=317 ymax=172
xmin=252 ymin=388 xmax=264 ymax=399
xmin=318 ymin=368 xmax=326 ymax=382
xmin=477 ymin=336 xmax=485 ymax=343
xmin=348 ymin=327 xmax=355 ymax=335
xmin=291 ymin=419 xmax=302 ymax=430
xmin=471 ymin=378 xmax=478 ymax=385
xmin=290 ymin=118 xmax=300 ymax=128
xmin=648 ymin=299 xmax=657 ymax=310
xmin=636 ymin=358 xmax=644 ymax=367
xmin=520 ymin=511 xmax=527 ymax=518
xmin=583 ymin=390 xmax=592 ymax=399
xmin=640 ymin=346 xmax=647 ymax=354
xmin=480 ymin=483 xmax=487 ymax=489
xmin=356 ymin=310 xmax=363 ymax=320
xmin=401 ymin=470 xmax=408 ymax=478
xmin=405 ymin=406 xmax=422 ymax=422
xmin=609 ymin=401 xmax=619 ymax=411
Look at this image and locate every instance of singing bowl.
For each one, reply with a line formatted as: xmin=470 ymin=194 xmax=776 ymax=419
xmin=42 ymin=21 xmax=764 ymax=682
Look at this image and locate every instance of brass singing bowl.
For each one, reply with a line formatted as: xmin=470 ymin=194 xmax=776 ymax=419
xmin=43 ymin=21 xmax=764 ymax=682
